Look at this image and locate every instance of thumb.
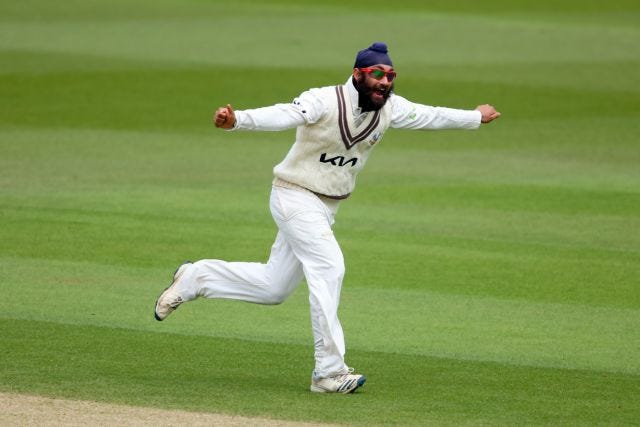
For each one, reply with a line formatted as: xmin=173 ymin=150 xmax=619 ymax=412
xmin=226 ymin=104 xmax=234 ymax=114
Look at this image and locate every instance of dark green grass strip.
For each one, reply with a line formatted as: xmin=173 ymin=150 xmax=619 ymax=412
xmin=2 ymin=318 xmax=638 ymax=425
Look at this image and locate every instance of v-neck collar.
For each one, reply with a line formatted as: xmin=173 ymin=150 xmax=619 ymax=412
xmin=335 ymin=85 xmax=381 ymax=150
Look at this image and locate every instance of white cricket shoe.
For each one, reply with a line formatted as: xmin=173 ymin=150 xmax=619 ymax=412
xmin=310 ymin=368 xmax=366 ymax=394
xmin=154 ymin=262 xmax=192 ymax=321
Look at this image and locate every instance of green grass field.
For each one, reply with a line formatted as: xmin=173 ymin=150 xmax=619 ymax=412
xmin=1 ymin=0 xmax=639 ymax=425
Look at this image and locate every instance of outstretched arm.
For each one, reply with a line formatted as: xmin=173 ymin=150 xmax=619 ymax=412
xmin=212 ymin=88 xmax=328 ymax=132
xmin=390 ymin=94 xmax=500 ymax=130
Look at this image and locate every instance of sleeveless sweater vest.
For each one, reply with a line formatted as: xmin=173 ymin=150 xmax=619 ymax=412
xmin=273 ymin=85 xmax=392 ymax=198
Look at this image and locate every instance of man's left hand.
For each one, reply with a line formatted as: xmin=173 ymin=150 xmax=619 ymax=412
xmin=476 ymin=104 xmax=501 ymax=123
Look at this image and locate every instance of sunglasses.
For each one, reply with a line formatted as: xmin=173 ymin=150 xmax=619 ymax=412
xmin=359 ymin=68 xmax=397 ymax=82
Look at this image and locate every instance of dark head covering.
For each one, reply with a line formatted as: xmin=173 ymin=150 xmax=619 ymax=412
xmin=354 ymin=42 xmax=393 ymax=68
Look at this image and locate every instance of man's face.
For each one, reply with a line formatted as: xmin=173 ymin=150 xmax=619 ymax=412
xmin=353 ymin=64 xmax=395 ymax=109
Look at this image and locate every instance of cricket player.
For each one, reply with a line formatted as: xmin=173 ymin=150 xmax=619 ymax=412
xmin=154 ymin=42 xmax=500 ymax=394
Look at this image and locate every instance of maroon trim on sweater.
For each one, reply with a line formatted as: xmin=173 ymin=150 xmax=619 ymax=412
xmin=335 ymin=86 xmax=380 ymax=150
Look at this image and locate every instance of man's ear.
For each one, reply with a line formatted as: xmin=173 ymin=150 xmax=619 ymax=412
xmin=353 ymin=68 xmax=361 ymax=79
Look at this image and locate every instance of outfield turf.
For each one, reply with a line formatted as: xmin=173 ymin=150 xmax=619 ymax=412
xmin=1 ymin=0 xmax=639 ymax=425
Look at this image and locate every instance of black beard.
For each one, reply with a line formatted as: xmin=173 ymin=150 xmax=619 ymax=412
xmin=352 ymin=75 xmax=393 ymax=112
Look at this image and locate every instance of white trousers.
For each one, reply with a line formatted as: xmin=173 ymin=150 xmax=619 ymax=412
xmin=178 ymin=185 xmax=349 ymax=378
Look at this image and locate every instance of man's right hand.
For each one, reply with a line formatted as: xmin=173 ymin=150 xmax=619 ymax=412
xmin=213 ymin=104 xmax=236 ymax=129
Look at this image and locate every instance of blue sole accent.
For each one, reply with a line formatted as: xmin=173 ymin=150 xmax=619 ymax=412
xmin=349 ymin=376 xmax=366 ymax=393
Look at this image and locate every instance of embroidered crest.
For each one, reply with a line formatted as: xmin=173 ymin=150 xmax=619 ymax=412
xmin=369 ymin=131 xmax=382 ymax=146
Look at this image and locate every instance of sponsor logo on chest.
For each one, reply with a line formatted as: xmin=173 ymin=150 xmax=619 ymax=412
xmin=319 ymin=153 xmax=358 ymax=167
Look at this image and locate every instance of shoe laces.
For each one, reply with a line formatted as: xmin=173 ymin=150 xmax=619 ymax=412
xmin=313 ymin=367 xmax=359 ymax=383
xmin=335 ymin=367 xmax=357 ymax=382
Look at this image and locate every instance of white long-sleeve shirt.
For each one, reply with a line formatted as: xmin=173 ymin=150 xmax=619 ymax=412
xmin=232 ymin=77 xmax=481 ymax=132
xmin=229 ymin=77 xmax=481 ymax=198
